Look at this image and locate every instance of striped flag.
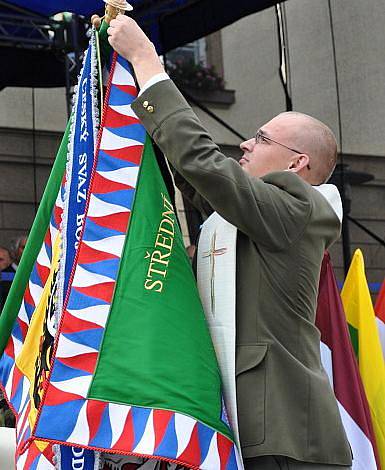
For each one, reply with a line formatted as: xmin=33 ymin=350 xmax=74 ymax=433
xmin=0 ymin=29 xmax=100 ymax=469
xmin=0 ymin=28 xmax=242 ymax=470
xmin=316 ymin=253 xmax=379 ymax=469
xmin=0 ymin=95 xmax=70 ymax=470
xmin=375 ymin=280 xmax=385 ymax=360
xmin=341 ymin=249 xmax=385 ymax=470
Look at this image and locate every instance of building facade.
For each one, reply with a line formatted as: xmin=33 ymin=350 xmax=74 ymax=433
xmin=0 ymin=0 xmax=384 ymax=287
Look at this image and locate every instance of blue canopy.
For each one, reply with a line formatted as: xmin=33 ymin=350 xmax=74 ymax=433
xmin=2 ymin=0 xmax=275 ymax=19
xmin=0 ymin=0 xmax=278 ymax=88
xmin=1 ymin=0 xmax=104 ymax=16
xmin=1 ymin=0 xmax=278 ymax=52
xmin=1 ymin=1 xmax=206 ymax=18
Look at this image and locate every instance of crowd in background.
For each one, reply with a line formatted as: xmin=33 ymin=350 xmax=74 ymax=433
xmin=0 ymin=235 xmax=27 ymax=314
xmin=0 ymin=234 xmax=27 ymax=427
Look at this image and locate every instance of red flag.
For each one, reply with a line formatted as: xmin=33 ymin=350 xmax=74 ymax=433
xmin=316 ymin=253 xmax=380 ymax=469
xmin=375 ymin=279 xmax=385 ymax=359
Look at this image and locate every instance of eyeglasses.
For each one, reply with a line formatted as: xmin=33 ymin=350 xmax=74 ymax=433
xmin=255 ymin=130 xmax=311 ymax=170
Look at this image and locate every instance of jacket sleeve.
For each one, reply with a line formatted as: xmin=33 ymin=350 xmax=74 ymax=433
xmin=132 ymin=80 xmax=313 ymax=250
xmin=172 ymin=168 xmax=214 ymax=220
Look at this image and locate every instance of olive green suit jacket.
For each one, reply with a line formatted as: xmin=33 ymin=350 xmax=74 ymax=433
xmin=132 ymin=80 xmax=352 ymax=466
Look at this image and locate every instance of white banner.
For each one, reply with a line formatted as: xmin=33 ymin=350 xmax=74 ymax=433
xmin=0 ymin=427 xmax=16 ymax=470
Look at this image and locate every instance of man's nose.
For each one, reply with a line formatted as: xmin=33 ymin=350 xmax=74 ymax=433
xmin=240 ymin=138 xmax=255 ymax=152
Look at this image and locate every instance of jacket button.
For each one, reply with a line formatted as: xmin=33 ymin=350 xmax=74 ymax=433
xmin=147 ymin=105 xmax=154 ymax=113
xmin=143 ymin=100 xmax=149 ymax=109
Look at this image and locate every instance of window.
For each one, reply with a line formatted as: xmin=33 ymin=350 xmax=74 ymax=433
xmin=167 ymin=38 xmax=207 ymax=66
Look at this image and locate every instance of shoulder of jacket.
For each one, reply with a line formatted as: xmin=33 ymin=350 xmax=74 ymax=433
xmin=261 ymin=171 xmax=314 ymax=203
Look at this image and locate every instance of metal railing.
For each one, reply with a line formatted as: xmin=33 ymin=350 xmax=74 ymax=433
xmin=0 ymin=12 xmax=64 ymax=48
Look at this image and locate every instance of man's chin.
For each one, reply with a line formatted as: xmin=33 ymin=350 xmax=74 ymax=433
xmin=241 ymin=163 xmax=253 ymax=175
xmin=239 ymin=159 xmax=249 ymax=172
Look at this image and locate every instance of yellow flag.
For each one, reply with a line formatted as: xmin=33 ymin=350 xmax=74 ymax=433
xmin=16 ymin=233 xmax=61 ymax=431
xmin=341 ymin=249 xmax=385 ymax=469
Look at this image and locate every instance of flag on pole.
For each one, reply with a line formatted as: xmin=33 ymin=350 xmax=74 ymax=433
xmin=0 ymin=85 xmax=71 ymax=470
xmin=316 ymin=253 xmax=379 ymax=470
xmin=374 ymin=279 xmax=385 ymax=360
xmin=0 ymin=28 xmax=100 ymax=469
xmin=341 ymin=249 xmax=385 ymax=470
xmin=0 ymin=28 xmax=242 ymax=470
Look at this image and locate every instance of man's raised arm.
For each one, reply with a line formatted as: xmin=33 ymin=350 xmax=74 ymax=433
xmin=107 ymin=16 xmax=313 ymax=250
xmin=107 ymin=15 xmax=165 ymax=89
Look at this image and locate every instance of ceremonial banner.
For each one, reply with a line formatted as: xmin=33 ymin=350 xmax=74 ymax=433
xmin=317 ymin=253 xmax=379 ymax=470
xmin=341 ymin=249 xmax=385 ymax=470
xmin=0 ymin=27 xmax=242 ymax=470
xmin=0 ymin=106 xmax=70 ymax=470
xmin=0 ymin=29 xmax=100 ymax=469
xmin=375 ymin=279 xmax=385 ymax=360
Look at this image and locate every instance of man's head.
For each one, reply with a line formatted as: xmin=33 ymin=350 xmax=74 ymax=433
xmin=239 ymin=112 xmax=337 ymax=185
xmin=11 ymin=235 xmax=27 ymax=265
xmin=0 ymin=246 xmax=11 ymax=271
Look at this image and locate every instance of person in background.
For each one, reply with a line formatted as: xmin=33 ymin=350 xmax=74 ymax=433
xmin=10 ymin=234 xmax=27 ymax=269
xmin=0 ymin=390 xmax=14 ymax=428
xmin=0 ymin=246 xmax=15 ymax=313
xmin=186 ymin=244 xmax=196 ymax=261
xmin=0 ymin=246 xmax=11 ymax=273
xmin=0 ymin=246 xmax=16 ymax=428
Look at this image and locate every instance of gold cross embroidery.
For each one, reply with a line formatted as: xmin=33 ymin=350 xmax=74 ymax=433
xmin=203 ymin=230 xmax=227 ymax=316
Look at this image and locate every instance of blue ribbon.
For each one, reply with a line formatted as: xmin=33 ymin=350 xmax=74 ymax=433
xmin=63 ymin=41 xmax=97 ymax=297
xmin=58 ymin=34 xmax=100 ymax=470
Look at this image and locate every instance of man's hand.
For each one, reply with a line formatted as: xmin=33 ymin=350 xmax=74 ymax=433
xmin=107 ymin=15 xmax=164 ymax=88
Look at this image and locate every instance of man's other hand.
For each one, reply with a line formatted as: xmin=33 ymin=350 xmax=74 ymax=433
xmin=107 ymin=15 xmax=164 ymax=87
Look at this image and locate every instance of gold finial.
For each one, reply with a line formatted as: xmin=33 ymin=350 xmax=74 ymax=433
xmin=104 ymin=0 xmax=133 ymax=24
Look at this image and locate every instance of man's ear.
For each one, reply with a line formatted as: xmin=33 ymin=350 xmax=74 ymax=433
xmin=287 ymin=154 xmax=310 ymax=173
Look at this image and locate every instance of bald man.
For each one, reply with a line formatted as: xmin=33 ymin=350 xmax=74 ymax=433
xmin=107 ymin=16 xmax=352 ymax=470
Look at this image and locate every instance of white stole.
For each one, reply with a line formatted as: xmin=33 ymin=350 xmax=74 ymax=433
xmin=197 ymin=212 xmax=240 ymax=451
